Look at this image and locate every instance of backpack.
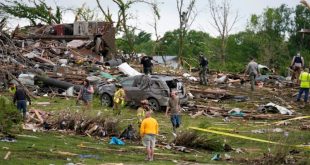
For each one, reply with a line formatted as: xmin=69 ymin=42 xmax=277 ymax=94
xmin=294 ymin=56 xmax=303 ymax=64
xmin=200 ymin=58 xmax=208 ymax=67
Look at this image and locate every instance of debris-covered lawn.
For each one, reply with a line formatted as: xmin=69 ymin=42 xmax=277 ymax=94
xmin=1 ymin=87 xmax=310 ymax=165
xmin=0 ymin=20 xmax=309 ymax=164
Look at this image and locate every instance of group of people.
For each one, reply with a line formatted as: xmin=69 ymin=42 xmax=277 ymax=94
xmin=244 ymin=52 xmax=310 ymax=107
xmin=139 ymin=90 xmax=181 ymax=161
xmin=140 ymin=53 xmax=210 ymax=86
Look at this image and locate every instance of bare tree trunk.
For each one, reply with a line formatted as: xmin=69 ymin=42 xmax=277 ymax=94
xmin=176 ymin=0 xmax=197 ymax=69
xmin=208 ymin=0 xmax=238 ymax=64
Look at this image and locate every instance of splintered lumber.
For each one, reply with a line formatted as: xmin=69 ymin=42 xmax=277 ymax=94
xmin=4 ymin=151 xmax=11 ymax=160
xmin=25 ymin=35 xmax=90 ymax=40
xmin=34 ymin=109 xmax=44 ymax=124
xmin=189 ymin=88 xmax=228 ymax=95
xmin=33 ymin=56 xmax=56 ymax=66
xmin=246 ymin=114 xmax=295 ymax=120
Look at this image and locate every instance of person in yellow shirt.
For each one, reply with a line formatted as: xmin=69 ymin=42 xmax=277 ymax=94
xmin=296 ymin=68 xmax=310 ymax=105
xmin=140 ymin=111 xmax=158 ymax=161
xmin=113 ymin=83 xmax=125 ymax=115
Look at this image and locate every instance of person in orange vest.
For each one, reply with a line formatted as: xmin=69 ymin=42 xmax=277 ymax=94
xmin=296 ymin=68 xmax=310 ymax=106
xmin=140 ymin=111 xmax=158 ymax=161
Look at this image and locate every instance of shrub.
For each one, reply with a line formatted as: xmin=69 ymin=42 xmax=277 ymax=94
xmin=0 ymin=96 xmax=22 ymax=135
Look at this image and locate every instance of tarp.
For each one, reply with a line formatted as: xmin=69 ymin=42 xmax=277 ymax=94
xmin=100 ymin=72 xmax=114 ymax=79
xmin=118 ymin=62 xmax=142 ymax=77
xmin=109 ymin=137 xmax=125 ymax=145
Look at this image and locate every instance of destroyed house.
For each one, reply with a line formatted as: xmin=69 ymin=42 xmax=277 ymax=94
xmin=13 ymin=21 xmax=116 ymax=59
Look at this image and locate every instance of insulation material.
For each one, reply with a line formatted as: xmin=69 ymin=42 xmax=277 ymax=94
xmin=67 ymin=40 xmax=86 ymax=48
xmin=118 ymin=63 xmax=142 ymax=77
xmin=18 ymin=74 xmax=35 ymax=85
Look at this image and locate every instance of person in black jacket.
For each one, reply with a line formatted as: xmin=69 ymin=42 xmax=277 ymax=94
xmin=140 ymin=55 xmax=153 ymax=75
xmin=13 ymin=86 xmax=31 ymax=120
xmin=199 ymin=53 xmax=208 ymax=85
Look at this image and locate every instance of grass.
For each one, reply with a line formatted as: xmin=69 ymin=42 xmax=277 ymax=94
xmin=0 ymin=85 xmax=310 ymax=164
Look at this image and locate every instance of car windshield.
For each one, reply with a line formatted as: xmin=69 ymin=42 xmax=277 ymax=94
xmin=121 ymin=79 xmax=134 ymax=87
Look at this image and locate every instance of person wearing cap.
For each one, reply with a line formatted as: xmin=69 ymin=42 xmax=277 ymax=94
xmin=140 ymin=54 xmax=153 ymax=75
xmin=140 ymin=111 xmax=158 ymax=161
xmin=296 ymin=68 xmax=310 ymax=106
xmin=198 ymin=53 xmax=208 ymax=85
xmin=113 ymin=83 xmax=126 ymax=115
xmin=291 ymin=52 xmax=304 ymax=83
xmin=137 ymin=99 xmax=151 ymax=126
xmin=77 ymin=79 xmax=94 ymax=111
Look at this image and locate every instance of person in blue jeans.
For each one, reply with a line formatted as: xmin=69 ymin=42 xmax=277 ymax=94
xmin=296 ymin=68 xmax=310 ymax=106
xmin=165 ymin=90 xmax=181 ymax=134
xmin=13 ymin=86 xmax=31 ymax=120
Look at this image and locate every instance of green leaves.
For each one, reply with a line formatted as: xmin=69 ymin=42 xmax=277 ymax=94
xmin=0 ymin=96 xmax=22 ymax=135
xmin=0 ymin=0 xmax=62 ymax=25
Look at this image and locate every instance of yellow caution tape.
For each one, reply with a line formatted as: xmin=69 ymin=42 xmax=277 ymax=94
xmin=207 ymin=127 xmax=234 ymax=132
xmin=272 ymin=116 xmax=310 ymax=125
xmin=189 ymin=127 xmax=310 ymax=150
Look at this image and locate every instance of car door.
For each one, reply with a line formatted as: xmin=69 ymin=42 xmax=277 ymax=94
xmin=121 ymin=77 xmax=143 ymax=104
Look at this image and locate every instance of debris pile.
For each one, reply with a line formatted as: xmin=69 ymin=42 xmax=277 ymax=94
xmin=0 ymin=20 xmax=117 ymax=96
xmin=24 ymin=109 xmax=119 ymax=137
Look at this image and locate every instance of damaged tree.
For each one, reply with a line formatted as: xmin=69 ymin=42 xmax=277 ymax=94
xmin=208 ymin=0 xmax=238 ymax=64
xmin=176 ymin=0 xmax=197 ymax=68
xmin=96 ymin=0 xmax=159 ymax=57
xmin=73 ymin=3 xmax=97 ymax=22
xmin=0 ymin=0 xmax=62 ymax=25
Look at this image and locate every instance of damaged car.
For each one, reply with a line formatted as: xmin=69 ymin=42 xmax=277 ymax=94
xmin=98 ymin=75 xmax=188 ymax=111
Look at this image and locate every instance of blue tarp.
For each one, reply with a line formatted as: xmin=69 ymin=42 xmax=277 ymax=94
xmin=109 ymin=137 xmax=125 ymax=145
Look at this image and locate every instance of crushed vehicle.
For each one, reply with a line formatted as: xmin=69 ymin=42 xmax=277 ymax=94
xmin=98 ymin=75 xmax=188 ymax=111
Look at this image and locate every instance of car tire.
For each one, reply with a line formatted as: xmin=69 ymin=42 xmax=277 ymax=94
xmin=101 ymin=93 xmax=112 ymax=107
xmin=148 ymin=98 xmax=160 ymax=111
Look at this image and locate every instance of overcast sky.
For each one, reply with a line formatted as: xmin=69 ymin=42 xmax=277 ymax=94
xmin=7 ymin=0 xmax=301 ymax=37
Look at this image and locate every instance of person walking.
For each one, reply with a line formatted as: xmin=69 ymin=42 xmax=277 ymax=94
xmin=77 ymin=79 xmax=94 ymax=111
xmin=199 ymin=53 xmax=208 ymax=85
xmin=113 ymin=83 xmax=125 ymax=115
xmin=291 ymin=52 xmax=304 ymax=83
xmin=140 ymin=111 xmax=158 ymax=161
xmin=165 ymin=90 xmax=181 ymax=134
xmin=296 ymin=68 xmax=310 ymax=106
xmin=245 ymin=58 xmax=260 ymax=91
xmin=140 ymin=54 xmax=153 ymax=75
xmin=13 ymin=86 xmax=31 ymax=120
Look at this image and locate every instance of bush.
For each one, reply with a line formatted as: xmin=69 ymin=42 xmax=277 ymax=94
xmin=0 ymin=96 xmax=22 ymax=135
xmin=174 ymin=130 xmax=225 ymax=151
xmin=209 ymin=61 xmax=245 ymax=73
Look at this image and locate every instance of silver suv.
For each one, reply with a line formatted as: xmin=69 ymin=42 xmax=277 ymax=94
xmin=98 ymin=75 xmax=188 ymax=111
